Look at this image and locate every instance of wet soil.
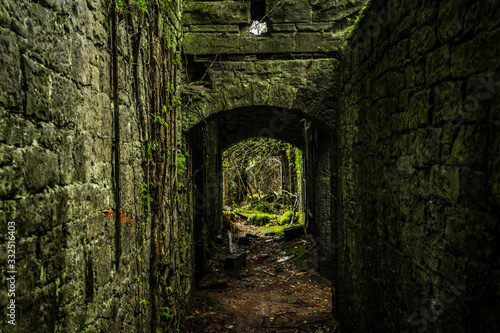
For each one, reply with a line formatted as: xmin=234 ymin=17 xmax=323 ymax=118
xmin=181 ymin=219 xmax=336 ymax=333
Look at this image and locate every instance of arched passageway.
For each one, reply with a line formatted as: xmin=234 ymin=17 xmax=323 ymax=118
xmin=187 ymin=106 xmax=335 ymax=280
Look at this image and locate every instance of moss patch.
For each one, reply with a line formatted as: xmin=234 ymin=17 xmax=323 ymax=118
xmin=284 ymin=241 xmax=314 ymax=272
xmin=247 ymin=213 xmax=278 ymax=226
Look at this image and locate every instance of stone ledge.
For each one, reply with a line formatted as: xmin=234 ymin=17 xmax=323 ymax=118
xmin=183 ymin=1 xmax=251 ymax=25
xmin=188 ymin=24 xmax=240 ymax=33
xmin=183 ymin=32 xmax=343 ymax=54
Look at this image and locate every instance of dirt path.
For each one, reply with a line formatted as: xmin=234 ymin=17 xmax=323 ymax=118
xmin=182 ymin=220 xmax=336 ymax=332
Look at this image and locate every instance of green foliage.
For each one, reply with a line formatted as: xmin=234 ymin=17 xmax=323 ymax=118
xmin=159 ymin=306 xmax=172 ymax=320
xmin=140 ymin=181 xmax=159 ymax=221
xmin=117 ymin=0 xmax=125 ymax=10
xmin=166 ymin=36 xmax=176 ymax=48
xmin=294 ymin=148 xmax=302 ymax=174
xmin=135 ymin=0 xmax=148 ymax=13
xmin=318 ymin=45 xmax=346 ymax=54
xmin=151 ymin=110 xmax=169 ymax=127
xmin=140 ymin=298 xmax=149 ymax=310
xmin=297 ymin=211 xmax=303 ymax=224
xmin=254 ymin=200 xmax=272 ymax=213
xmin=141 ymin=183 xmax=152 ymax=205
xmin=317 ymin=46 xmax=329 ymax=53
xmin=177 ymin=151 xmax=188 ymax=174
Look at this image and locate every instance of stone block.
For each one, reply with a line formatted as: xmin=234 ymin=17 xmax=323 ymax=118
xmin=284 ymin=225 xmax=306 ymax=242
xmin=256 ymin=33 xmax=296 ymax=53
xmin=189 ymin=24 xmax=240 ymax=33
xmin=386 ymin=72 xmax=405 ymax=96
xmin=410 ymin=25 xmax=436 ymax=56
xmin=449 ymin=125 xmax=487 ymax=166
xmin=408 ymin=89 xmax=431 ymax=126
xmin=433 ymin=80 xmax=463 ymax=125
xmin=295 ymin=33 xmax=340 ymax=52
xmin=390 ymin=11 xmax=414 ymax=45
xmin=272 ymin=24 xmax=297 ymax=32
xmin=429 ymin=165 xmax=460 ymax=201
xmin=24 ymin=147 xmax=59 ymax=192
xmin=183 ymin=1 xmax=251 ymax=25
xmin=0 ymin=28 xmax=22 ymax=109
xmin=450 ymin=32 xmax=500 ymax=78
xmin=437 ymin=0 xmax=465 ymax=43
xmin=268 ymin=0 xmax=312 ymax=23
xmin=296 ymin=22 xmax=336 ymax=32
xmin=183 ymin=32 xmax=240 ymax=55
xmin=223 ymin=253 xmax=247 ymax=271
xmin=71 ymin=31 xmax=91 ymax=85
xmin=312 ymin=1 xmax=362 ymax=22
xmin=425 ymin=44 xmax=450 ymax=86
xmin=415 ymin=1 xmax=439 ymax=27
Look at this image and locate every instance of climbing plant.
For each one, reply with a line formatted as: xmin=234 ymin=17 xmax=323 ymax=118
xmin=109 ymin=0 xmax=192 ymax=331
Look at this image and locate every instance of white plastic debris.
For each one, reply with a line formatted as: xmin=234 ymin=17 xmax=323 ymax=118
xmin=277 ymin=255 xmax=294 ymax=263
xmin=249 ymin=20 xmax=267 ymax=36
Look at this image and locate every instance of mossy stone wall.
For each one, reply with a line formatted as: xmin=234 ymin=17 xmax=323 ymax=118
xmin=181 ymin=0 xmax=364 ymax=280
xmin=0 ymin=1 xmax=190 ymax=332
xmin=335 ymin=0 xmax=500 ymax=331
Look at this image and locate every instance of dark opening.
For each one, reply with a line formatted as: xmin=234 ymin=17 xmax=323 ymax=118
xmin=85 ymin=256 xmax=94 ymax=303
xmin=185 ymin=55 xmax=209 ymax=83
xmin=251 ymin=0 xmax=266 ymax=21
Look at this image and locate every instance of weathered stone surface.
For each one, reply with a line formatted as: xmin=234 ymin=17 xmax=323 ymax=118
xmin=183 ymin=0 xmax=364 ymax=55
xmin=0 ymin=1 xmax=190 ymax=332
xmin=1 ymin=1 xmax=498 ymax=332
xmin=336 ymin=0 xmax=500 ymax=331
xmin=182 ymin=1 xmax=251 ymax=25
xmin=182 ymin=58 xmax=339 ymax=131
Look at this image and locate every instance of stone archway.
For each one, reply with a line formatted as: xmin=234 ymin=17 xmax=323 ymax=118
xmin=187 ymin=106 xmax=335 ymax=279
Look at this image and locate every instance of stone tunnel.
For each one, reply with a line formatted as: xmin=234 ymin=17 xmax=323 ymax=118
xmin=0 ymin=0 xmax=499 ymax=332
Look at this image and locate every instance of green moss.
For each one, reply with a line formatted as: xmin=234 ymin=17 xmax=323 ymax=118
xmin=284 ymin=242 xmax=313 ymax=272
xmin=344 ymin=0 xmax=373 ymax=47
xmin=262 ymin=225 xmax=284 ymax=236
xmin=279 ymin=211 xmax=303 ymax=225
xmin=222 ymin=210 xmax=236 ymax=218
xmin=279 ymin=211 xmax=302 ymax=225
xmin=279 ymin=211 xmax=294 ymax=224
xmin=248 ymin=213 xmax=278 ymax=226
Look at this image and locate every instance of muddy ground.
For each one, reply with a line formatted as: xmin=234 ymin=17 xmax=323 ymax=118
xmin=181 ymin=219 xmax=337 ymax=333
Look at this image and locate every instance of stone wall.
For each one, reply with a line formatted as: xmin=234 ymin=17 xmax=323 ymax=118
xmin=182 ymin=0 xmax=363 ymax=54
xmin=181 ymin=0 xmax=365 ymax=279
xmin=0 ymin=1 xmax=190 ymax=332
xmin=335 ymin=0 xmax=500 ymax=331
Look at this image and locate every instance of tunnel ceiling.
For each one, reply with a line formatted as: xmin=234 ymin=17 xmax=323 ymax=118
xmin=189 ymin=106 xmax=332 ymax=151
